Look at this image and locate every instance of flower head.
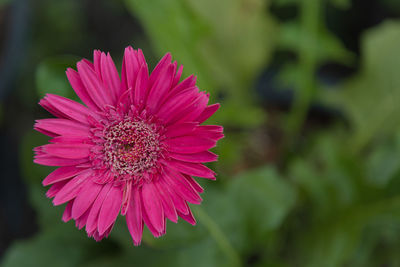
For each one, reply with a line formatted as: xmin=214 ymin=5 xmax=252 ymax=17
xmin=34 ymin=47 xmax=223 ymax=245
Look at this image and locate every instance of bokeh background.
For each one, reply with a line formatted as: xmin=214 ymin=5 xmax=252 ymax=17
xmin=1 ymin=0 xmax=400 ymax=266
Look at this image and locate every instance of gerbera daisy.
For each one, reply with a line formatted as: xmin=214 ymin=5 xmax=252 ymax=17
xmin=33 ymin=46 xmax=223 ymax=245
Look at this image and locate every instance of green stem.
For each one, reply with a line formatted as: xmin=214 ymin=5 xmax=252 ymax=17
xmin=194 ymin=206 xmax=241 ymax=266
xmin=286 ymin=0 xmax=321 ymax=138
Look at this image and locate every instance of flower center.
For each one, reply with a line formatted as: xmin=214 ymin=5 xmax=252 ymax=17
xmin=103 ymin=118 xmax=161 ymax=178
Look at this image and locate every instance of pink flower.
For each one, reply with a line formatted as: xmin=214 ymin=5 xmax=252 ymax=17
xmin=33 ymin=46 xmax=223 ymax=245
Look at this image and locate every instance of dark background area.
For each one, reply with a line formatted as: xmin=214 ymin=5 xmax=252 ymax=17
xmin=2 ymin=0 xmax=400 ymax=266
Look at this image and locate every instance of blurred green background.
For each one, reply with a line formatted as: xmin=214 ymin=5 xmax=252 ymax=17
xmin=1 ymin=0 xmax=400 ymax=266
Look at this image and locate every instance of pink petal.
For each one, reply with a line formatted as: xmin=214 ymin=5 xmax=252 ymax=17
xmin=164 ymin=135 xmax=217 ymax=154
xmin=157 ymin=87 xmax=198 ymax=123
xmin=193 ymin=125 xmax=224 ymax=140
xmin=100 ymin=52 xmax=121 ymax=103
xmin=46 ymin=180 xmax=69 ymax=198
xmin=184 ymin=175 xmax=204 ymax=193
xmin=141 ymin=182 xmax=165 ymax=235
xmin=41 ymin=94 xmax=100 ymax=124
xmin=42 ymin=166 xmax=84 ymax=186
xmin=93 ymin=50 xmax=102 ymax=77
xmin=53 ymin=171 xmax=92 ymax=205
xmin=34 ymin=154 xmax=88 ymax=167
xmin=168 ymin=151 xmax=218 ymax=163
xmin=49 ymin=136 xmax=92 ymax=144
xmin=178 ymin=205 xmax=196 ymax=225
xmin=86 ymin=182 xmax=112 ymax=233
xmin=146 ymin=63 xmax=174 ymax=114
xmin=162 ymin=169 xmax=202 ymax=204
xmin=66 ymin=68 xmax=100 ymax=111
xmin=77 ymin=60 xmax=113 ymax=108
xmin=171 ymin=64 xmax=183 ymax=88
xmin=148 ymin=53 xmax=172 ymax=89
xmin=164 ymin=160 xmax=216 ymax=179
xmin=197 ymin=103 xmax=220 ymax=123
xmin=71 ymin=179 xmax=103 ymax=219
xmin=169 ymin=75 xmax=196 ymax=97
xmin=34 ymin=119 xmax=90 ymax=137
xmin=121 ymin=46 xmax=140 ymax=91
xmin=159 ymin=178 xmax=189 ymax=215
xmin=176 ymin=92 xmax=209 ymax=123
xmin=98 ymin=184 xmax=123 ymax=235
xmin=43 ymin=143 xmax=92 ymax=159
xmin=164 ymin=122 xmax=197 ymax=138
xmin=76 ymin=208 xmax=90 ymax=230
xmin=126 ymin=186 xmax=143 ymax=245
xmin=133 ymin=64 xmax=149 ymax=108
xmin=62 ymin=200 xmax=74 ymax=222
xmin=154 ymin=181 xmax=178 ymax=223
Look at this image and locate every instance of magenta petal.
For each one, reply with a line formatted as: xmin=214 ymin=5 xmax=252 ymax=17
xmin=184 ymin=175 xmax=204 ymax=193
xmin=42 ymin=166 xmax=84 ymax=186
xmin=43 ymin=143 xmax=92 ymax=159
xmin=34 ymin=155 xmax=88 ymax=167
xmin=178 ymin=205 xmax=196 ymax=225
xmin=197 ymin=103 xmax=220 ymax=123
xmin=165 ymin=160 xmax=216 ymax=179
xmin=171 ymin=64 xmax=183 ymax=88
xmin=168 ymin=151 xmax=218 ymax=163
xmin=126 ymin=186 xmax=143 ymax=245
xmin=52 ymin=171 xmax=92 ymax=205
xmin=72 ymin=179 xmax=103 ymax=219
xmin=86 ymin=182 xmax=112 ymax=233
xmin=35 ymin=119 xmax=89 ymax=137
xmin=121 ymin=46 xmax=140 ymax=91
xmin=100 ymin=52 xmax=121 ymax=103
xmin=77 ymin=60 xmax=113 ymax=108
xmin=146 ymin=64 xmax=174 ymax=114
xmin=148 ymin=53 xmax=172 ymax=89
xmin=66 ymin=68 xmax=100 ymax=111
xmin=162 ymin=169 xmax=202 ymax=204
xmin=169 ymin=75 xmax=196 ymax=97
xmin=46 ymin=180 xmax=69 ymax=198
xmin=133 ymin=64 xmax=149 ymax=108
xmin=141 ymin=182 xmax=165 ymax=235
xmin=76 ymin=208 xmax=91 ymax=230
xmin=98 ymin=185 xmax=123 ymax=235
xmin=164 ymin=122 xmax=197 ymax=138
xmin=158 ymin=178 xmax=189 ymax=215
xmin=62 ymin=201 xmax=74 ymax=222
xmin=157 ymin=87 xmax=198 ymax=123
xmin=154 ymin=181 xmax=178 ymax=223
xmin=41 ymin=94 xmax=100 ymax=124
xmin=164 ymin=136 xmax=217 ymax=154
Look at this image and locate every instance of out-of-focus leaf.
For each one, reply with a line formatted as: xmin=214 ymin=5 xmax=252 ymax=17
xmin=323 ymin=21 xmax=400 ymax=151
xmin=124 ymin=0 xmax=275 ymax=127
xmin=298 ymin=195 xmax=400 ymax=267
xmin=330 ymin=0 xmax=351 ymax=9
xmin=228 ymin=166 xmax=296 ymax=243
xmin=36 ymin=56 xmax=80 ymax=101
xmin=278 ymin=22 xmax=355 ymax=66
xmin=366 ymin=132 xmax=400 ymax=187
xmin=1 ymin=220 xmax=92 ymax=267
xmin=290 ymin=135 xmax=359 ymax=218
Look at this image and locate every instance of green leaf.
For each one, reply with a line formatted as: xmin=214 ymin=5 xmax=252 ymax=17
xmin=228 ymin=166 xmax=297 ymax=244
xmin=1 ymin=222 xmax=92 ymax=267
xmin=323 ymin=20 xmax=400 ymax=152
xmin=124 ymin=0 xmax=275 ymax=127
xmin=36 ymin=56 xmax=80 ymax=101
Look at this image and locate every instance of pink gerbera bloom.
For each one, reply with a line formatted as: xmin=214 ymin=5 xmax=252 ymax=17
xmin=33 ymin=46 xmax=223 ymax=245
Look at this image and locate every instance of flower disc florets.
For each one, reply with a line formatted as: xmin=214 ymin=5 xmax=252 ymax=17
xmin=103 ymin=118 xmax=162 ymax=179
